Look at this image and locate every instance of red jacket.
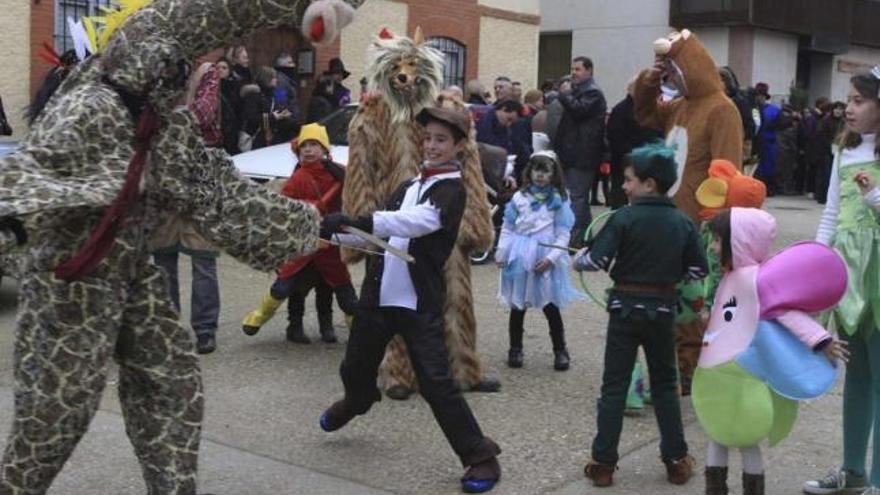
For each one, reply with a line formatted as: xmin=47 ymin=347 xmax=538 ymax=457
xmin=277 ymin=160 xmax=350 ymax=286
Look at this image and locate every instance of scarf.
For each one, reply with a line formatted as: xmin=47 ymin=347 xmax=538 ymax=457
xmin=419 ymin=160 xmax=461 ymax=182
xmin=527 ymin=184 xmax=563 ymax=211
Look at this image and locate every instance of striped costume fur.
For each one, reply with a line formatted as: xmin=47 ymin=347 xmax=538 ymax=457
xmin=343 ymin=32 xmax=494 ymax=394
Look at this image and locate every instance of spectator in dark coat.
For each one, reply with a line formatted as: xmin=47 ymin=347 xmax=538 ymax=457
xmin=324 ymin=58 xmax=351 ymax=108
xmin=552 ymin=56 xmax=607 ymax=248
xmin=719 ymin=66 xmax=757 ymax=158
xmin=801 ymin=97 xmax=830 ymax=196
xmin=239 ymin=66 xmax=281 ymax=151
xmin=272 ymin=52 xmax=303 ymax=143
xmin=606 ymin=84 xmax=663 ymax=209
xmin=216 ymin=57 xmax=241 ymax=155
xmin=307 ymin=75 xmax=337 ymax=124
xmin=814 ymin=101 xmax=846 ymax=204
xmin=475 ymin=99 xmax=533 ymax=185
xmin=774 ymin=104 xmax=801 ymax=195
xmin=227 ymin=45 xmax=252 ymax=85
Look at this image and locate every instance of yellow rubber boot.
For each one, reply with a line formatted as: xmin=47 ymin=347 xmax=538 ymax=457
xmin=242 ymin=293 xmax=283 ymax=336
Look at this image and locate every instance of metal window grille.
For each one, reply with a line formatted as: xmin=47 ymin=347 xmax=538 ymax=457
xmin=426 ymin=37 xmax=466 ymax=89
xmin=54 ymin=0 xmax=117 ymax=53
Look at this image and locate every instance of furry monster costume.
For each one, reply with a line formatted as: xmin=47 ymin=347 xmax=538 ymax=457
xmin=0 ymin=1 xmax=361 ymax=493
xmin=633 ymin=29 xmax=744 ymax=386
xmin=343 ymin=30 xmax=495 ymax=395
xmin=634 ymin=29 xmax=744 ymax=222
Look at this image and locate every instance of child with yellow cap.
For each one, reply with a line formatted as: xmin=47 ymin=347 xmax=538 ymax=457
xmin=241 ymin=123 xmax=357 ymax=343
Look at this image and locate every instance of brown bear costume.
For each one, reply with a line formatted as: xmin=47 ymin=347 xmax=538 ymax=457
xmin=633 ymin=29 xmax=743 ymax=385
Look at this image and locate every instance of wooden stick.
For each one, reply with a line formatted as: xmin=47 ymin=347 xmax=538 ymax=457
xmin=538 ymin=242 xmax=581 ymax=253
xmin=319 ymin=239 xmax=385 ymax=257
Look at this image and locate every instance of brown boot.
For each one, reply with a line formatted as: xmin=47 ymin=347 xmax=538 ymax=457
xmin=665 ymin=455 xmax=695 ymax=485
xmin=584 ymin=460 xmax=616 ymax=487
xmin=705 ymin=466 xmax=729 ymax=495
xmin=742 ymin=472 xmax=764 ymax=495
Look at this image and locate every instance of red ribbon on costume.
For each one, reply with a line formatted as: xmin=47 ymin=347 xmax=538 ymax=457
xmin=419 ymin=164 xmax=459 ymax=183
xmin=54 ymin=104 xmax=160 ymax=281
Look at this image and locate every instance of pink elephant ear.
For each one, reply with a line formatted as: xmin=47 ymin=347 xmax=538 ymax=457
xmin=757 ymin=242 xmax=847 ymax=318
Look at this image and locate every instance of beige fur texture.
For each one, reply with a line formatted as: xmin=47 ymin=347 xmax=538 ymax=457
xmin=342 ymin=33 xmax=494 ymax=393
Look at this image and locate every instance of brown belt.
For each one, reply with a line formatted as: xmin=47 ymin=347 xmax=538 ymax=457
xmin=613 ymin=283 xmax=677 ymax=294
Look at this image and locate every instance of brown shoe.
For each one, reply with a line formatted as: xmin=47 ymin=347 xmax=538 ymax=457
xmin=584 ymin=460 xmax=616 ymax=487
xmin=665 ymin=455 xmax=695 ymax=485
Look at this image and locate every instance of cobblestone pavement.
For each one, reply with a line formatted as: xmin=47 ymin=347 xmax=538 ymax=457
xmin=0 ymin=196 xmax=850 ymax=494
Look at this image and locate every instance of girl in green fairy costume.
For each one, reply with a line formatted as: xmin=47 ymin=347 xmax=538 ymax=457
xmin=804 ymin=70 xmax=880 ymax=495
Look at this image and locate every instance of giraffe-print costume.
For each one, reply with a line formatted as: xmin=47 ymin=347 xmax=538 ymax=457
xmin=0 ymin=1 xmax=362 ymax=493
xmin=343 ymin=35 xmax=495 ymax=395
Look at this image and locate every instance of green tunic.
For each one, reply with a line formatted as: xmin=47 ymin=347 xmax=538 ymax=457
xmin=832 ymin=159 xmax=880 ymax=335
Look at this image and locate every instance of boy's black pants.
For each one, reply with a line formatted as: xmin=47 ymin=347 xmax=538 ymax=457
xmin=340 ymin=306 xmax=499 ymax=466
xmin=591 ymin=307 xmax=687 ymax=465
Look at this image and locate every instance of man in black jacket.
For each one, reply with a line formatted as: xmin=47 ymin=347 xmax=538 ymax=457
xmin=606 ymin=83 xmax=664 ymax=209
xmin=553 ymin=56 xmax=607 ymax=248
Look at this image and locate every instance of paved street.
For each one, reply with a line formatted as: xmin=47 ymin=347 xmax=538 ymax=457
xmin=0 ymin=196 xmax=848 ymax=494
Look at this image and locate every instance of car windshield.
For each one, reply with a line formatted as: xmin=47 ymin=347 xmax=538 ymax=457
xmin=319 ymin=105 xmax=358 ymax=146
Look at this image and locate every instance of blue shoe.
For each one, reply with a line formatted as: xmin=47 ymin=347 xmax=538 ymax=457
xmin=461 ymin=478 xmax=497 ymax=493
xmin=319 ymin=411 xmax=334 ymax=432
xmin=319 ymin=400 xmax=354 ymax=432
xmin=461 ymin=456 xmax=500 ymax=493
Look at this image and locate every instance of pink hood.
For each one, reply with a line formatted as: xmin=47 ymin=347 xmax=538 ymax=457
xmin=731 ymin=208 xmax=777 ymax=269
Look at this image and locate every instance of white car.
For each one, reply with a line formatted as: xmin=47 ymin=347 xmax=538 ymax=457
xmin=232 ymin=104 xmax=357 ymax=180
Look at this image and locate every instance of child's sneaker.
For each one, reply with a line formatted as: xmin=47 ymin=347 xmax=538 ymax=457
xmin=803 ymin=469 xmax=867 ymax=494
xmin=584 ymin=460 xmax=616 ymax=487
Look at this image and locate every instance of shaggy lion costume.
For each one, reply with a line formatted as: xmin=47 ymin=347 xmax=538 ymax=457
xmin=343 ymin=28 xmax=495 ymax=396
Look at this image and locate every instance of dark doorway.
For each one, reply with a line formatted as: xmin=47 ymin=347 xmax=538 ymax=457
xmin=539 ymin=32 xmax=572 ymax=86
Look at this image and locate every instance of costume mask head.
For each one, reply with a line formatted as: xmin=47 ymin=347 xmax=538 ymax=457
xmin=366 ymin=27 xmax=444 ymax=124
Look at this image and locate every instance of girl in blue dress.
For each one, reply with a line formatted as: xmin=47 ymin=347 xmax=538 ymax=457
xmin=495 ymin=151 xmax=585 ymax=370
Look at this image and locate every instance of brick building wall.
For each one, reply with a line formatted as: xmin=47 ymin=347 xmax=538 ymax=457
xmin=30 ymin=0 xmax=54 ymax=100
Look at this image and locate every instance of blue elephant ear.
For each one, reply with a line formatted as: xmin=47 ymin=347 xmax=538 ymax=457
xmin=736 ymin=320 xmax=838 ymax=400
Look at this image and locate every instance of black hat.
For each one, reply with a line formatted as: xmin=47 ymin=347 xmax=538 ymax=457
xmin=324 ymin=58 xmax=350 ymax=79
xmin=416 ymin=107 xmax=471 ymax=139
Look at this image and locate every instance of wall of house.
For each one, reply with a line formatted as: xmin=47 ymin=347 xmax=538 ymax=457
xmin=478 ymin=16 xmax=539 ymax=90
xmin=750 ymin=29 xmax=800 ymax=102
xmin=831 ymin=44 xmax=880 ymax=103
xmin=478 ymin=0 xmax=539 ymax=16
xmin=338 ymin=0 xmax=409 ymax=98
xmin=1 ymin=0 xmax=31 ymax=135
xmin=540 ymin=0 xmax=672 ymax=105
